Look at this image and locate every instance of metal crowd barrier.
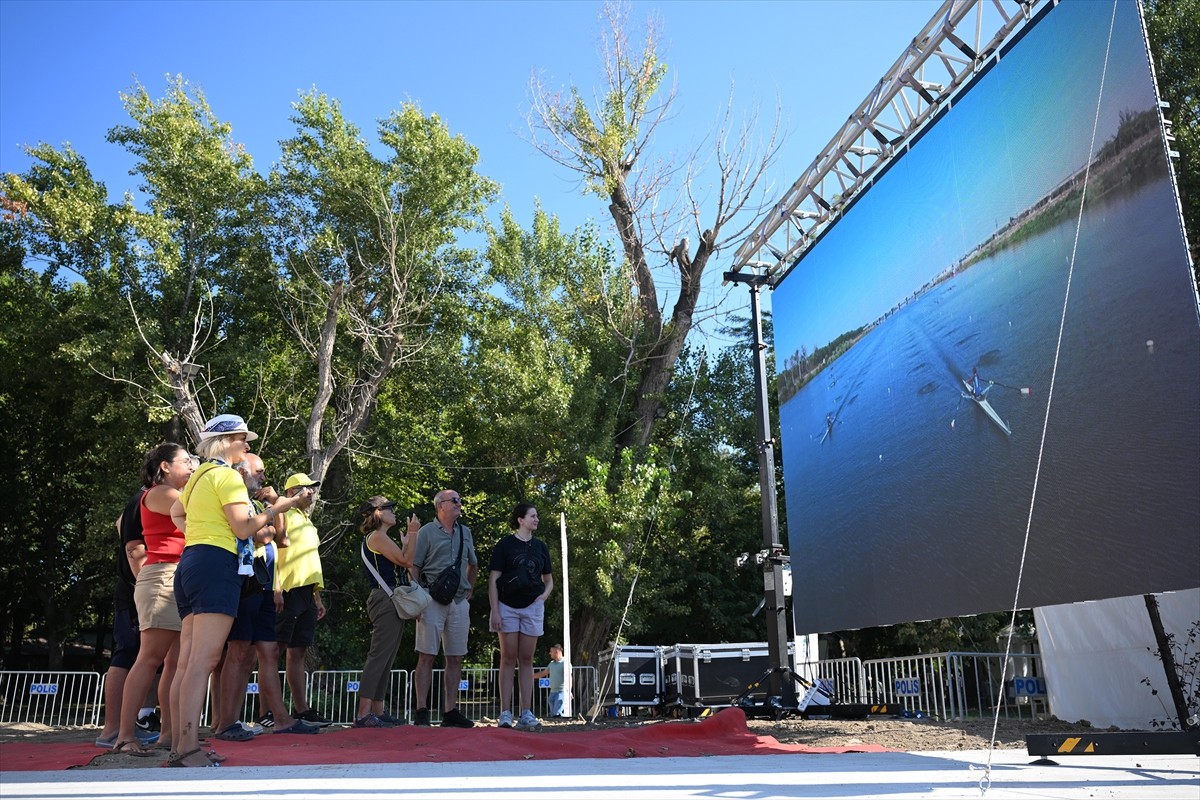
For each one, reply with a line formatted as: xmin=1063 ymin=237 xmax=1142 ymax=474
xmin=857 ymin=651 xmax=1046 ymax=720
xmin=0 ymin=656 xmax=1041 ymax=726
xmin=795 ymin=657 xmax=865 ymax=703
xmin=0 ymin=671 xmax=103 ymax=727
xmin=0 ymin=666 xmax=596 ymax=728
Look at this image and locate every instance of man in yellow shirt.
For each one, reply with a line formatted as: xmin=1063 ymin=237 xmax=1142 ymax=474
xmin=275 ymin=473 xmax=331 ymax=727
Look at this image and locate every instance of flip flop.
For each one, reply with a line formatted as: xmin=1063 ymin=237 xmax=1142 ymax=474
xmin=165 ymin=748 xmax=220 ymax=768
xmin=111 ymin=740 xmax=156 ymax=757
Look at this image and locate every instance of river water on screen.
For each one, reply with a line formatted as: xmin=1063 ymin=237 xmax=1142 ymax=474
xmin=780 ymin=177 xmax=1200 ymax=633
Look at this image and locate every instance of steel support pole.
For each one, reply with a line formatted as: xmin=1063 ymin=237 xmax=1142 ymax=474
xmin=726 ymin=270 xmax=792 ymax=708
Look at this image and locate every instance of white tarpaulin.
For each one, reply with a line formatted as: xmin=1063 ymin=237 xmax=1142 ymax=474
xmin=1035 ymin=588 xmax=1200 ymax=730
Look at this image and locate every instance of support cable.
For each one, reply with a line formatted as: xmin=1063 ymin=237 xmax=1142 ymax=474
xmin=979 ymin=0 xmax=1119 ymax=793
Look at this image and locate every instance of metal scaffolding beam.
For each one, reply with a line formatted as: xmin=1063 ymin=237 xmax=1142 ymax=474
xmin=729 ymin=0 xmax=1042 ymax=283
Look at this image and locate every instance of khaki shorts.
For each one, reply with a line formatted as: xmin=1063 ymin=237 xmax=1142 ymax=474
xmin=415 ymin=597 xmax=470 ymax=656
xmin=135 ymin=562 xmax=183 ymax=632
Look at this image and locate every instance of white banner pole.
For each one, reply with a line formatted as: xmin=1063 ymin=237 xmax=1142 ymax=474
xmin=560 ymin=511 xmax=572 ymax=718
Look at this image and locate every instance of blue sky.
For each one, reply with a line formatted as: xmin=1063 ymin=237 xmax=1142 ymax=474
xmin=771 ymin=0 xmax=1160 ymax=359
xmin=0 ymin=0 xmax=947 ymax=346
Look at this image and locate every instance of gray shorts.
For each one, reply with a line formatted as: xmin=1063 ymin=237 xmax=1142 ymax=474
xmin=497 ymin=598 xmax=544 ymax=637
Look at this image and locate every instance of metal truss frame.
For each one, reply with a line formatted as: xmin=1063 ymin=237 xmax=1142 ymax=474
xmin=730 ymin=0 xmax=1045 ymax=283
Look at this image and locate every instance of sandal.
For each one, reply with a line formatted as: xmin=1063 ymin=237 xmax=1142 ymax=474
xmin=165 ymin=748 xmax=220 ymax=768
xmin=111 ymin=740 xmax=156 ymax=757
xmin=215 ymin=723 xmax=255 ymax=742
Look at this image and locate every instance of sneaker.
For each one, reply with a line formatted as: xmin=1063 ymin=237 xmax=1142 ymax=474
xmin=294 ymin=709 xmax=333 ymax=728
xmin=497 ymin=710 xmax=513 ymax=729
xmin=257 ymin=711 xmax=275 ymax=729
xmin=377 ymin=712 xmax=407 ymax=726
xmin=515 ymin=710 xmax=541 ymax=731
xmin=134 ymin=727 xmax=161 ymax=745
xmin=440 ymin=707 xmax=475 ymax=729
xmin=412 ymin=707 xmax=431 ymax=727
xmin=135 ymin=710 xmax=161 ymax=733
xmin=353 ymin=713 xmax=393 ymax=728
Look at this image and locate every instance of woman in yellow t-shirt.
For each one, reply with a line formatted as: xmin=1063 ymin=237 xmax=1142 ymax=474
xmin=167 ymin=414 xmax=314 ymax=768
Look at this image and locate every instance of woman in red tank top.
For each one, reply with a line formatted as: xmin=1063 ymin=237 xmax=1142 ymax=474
xmin=111 ymin=443 xmax=195 ymax=755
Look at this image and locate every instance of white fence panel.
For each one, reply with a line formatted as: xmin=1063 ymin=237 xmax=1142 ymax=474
xmin=861 ymin=653 xmax=953 ymax=718
xmin=796 ymin=657 xmax=865 ymax=703
xmin=0 ymin=671 xmax=102 ymax=726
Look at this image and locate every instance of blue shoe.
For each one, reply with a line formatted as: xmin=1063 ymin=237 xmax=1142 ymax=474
xmin=94 ymin=732 xmax=117 ymax=749
xmin=134 ymin=727 xmax=161 ymax=745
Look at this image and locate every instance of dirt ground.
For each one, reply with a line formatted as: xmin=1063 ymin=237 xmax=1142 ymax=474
xmin=0 ymin=713 xmax=1102 ymax=770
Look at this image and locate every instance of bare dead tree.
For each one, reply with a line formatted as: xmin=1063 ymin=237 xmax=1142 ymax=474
xmin=527 ymin=0 xmax=783 ymax=450
xmin=105 ymin=286 xmax=213 ymax=443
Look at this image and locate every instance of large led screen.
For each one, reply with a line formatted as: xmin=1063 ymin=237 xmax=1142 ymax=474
xmin=773 ymin=0 xmax=1200 ymax=634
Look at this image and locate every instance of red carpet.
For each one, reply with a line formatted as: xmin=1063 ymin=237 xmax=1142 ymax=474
xmin=0 ymin=709 xmax=888 ymax=772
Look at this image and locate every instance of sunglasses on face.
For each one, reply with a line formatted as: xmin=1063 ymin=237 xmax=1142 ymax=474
xmin=440 ymin=497 xmax=462 ymax=505
xmin=379 ymin=502 xmax=396 ymax=511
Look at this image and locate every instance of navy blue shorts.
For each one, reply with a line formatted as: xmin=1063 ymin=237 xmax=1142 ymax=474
xmin=254 ymin=589 xmax=278 ymax=642
xmin=276 ymin=584 xmax=317 ymax=648
xmin=110 ymin=607 xmax=141 ymax=670
xmin=175 ymin=545 xmax=241 ymax=618
xmin=227 ymin=590 xmax=264 ymax=642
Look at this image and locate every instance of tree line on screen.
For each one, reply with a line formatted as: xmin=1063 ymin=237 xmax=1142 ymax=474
xmin=0 ymin=1 xmax=1194 ymax=675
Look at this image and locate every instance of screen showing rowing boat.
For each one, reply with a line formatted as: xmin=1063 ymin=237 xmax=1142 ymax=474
xmin=771 ymin=0 xmax=1200 ymax=634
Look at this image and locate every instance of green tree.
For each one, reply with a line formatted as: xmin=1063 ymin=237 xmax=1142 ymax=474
xmin=1144 ymin=0 xmax=1199 ymax=271
xmin=269 ymin=92 xmax=497 ymax=486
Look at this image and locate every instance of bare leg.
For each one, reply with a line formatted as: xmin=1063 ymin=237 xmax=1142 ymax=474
xmin=208 ymin=647 xmax=227 ymax=731
xmin=444 ymin=655 xmax=463 ymax=712
xmin=170 ymin=615 xmax=192 ymax=752
xmin=98 ymin=666 xmax=128 ymax=741
xmin=497 ymin=632 xmax=518 ymax=712
xmin=116 ymin=629 xmax=176 ymax=748
xmin=253 ymin=641 xmax=297 ymax=727
xmin=284 ymin=646 xmax=308 ymax=713
xmin=176 ymin=613 xmax=235 ymax=756
xmin=219 ymin=640 xmax=253 ymax=728
xmin=157 ymin=638 xmax=180 ymax=748
xmin=516 ymin=632 xmax=539 ymax=713
xmin=414 ymin=652 xmax=435 ymax=711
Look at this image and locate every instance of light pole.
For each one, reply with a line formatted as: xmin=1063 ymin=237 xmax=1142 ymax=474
xmin=724 ymin=268 xmax=794 ymax=713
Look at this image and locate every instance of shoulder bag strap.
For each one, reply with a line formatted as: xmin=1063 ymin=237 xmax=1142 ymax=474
xmin=361 ymin=540 xmax=395 ymax=597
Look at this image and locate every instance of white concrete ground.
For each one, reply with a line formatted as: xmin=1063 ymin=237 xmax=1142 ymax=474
xmin=1 ymin=750 xmax=1196 ymax=800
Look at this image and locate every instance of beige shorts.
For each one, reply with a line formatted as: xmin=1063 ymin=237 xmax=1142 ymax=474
xmin=134 ymin=562 xmax=183 ymax=632
xmin=414 ymin=597 xmax=470 ymax=656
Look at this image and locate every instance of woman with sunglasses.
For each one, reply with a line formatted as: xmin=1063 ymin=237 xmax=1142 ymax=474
xmin=110 ymin=443 xmax=195 ymax=756
xmin=167 ymin=414 xmax=313 ymax=767
xmin=355 ymin=497 xmax=421 ymax=727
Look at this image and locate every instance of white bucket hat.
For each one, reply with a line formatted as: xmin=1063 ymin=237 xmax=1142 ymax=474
xmin=198 ymin=413 xmax=259 ymax=442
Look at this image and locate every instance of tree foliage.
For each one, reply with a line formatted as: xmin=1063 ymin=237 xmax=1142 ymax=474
xmin=1144 ymin=0 xmax=1200 ymax=270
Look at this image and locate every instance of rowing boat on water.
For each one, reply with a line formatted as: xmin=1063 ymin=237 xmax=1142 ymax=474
xmin=961 ymin=379 xmax=1012 ymax=436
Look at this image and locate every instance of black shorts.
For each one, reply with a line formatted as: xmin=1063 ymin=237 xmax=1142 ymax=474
xmin=275 ymin=584 xmax=317 ymax=648
xmin=110 ymin=607 xmax=141 ymax=670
